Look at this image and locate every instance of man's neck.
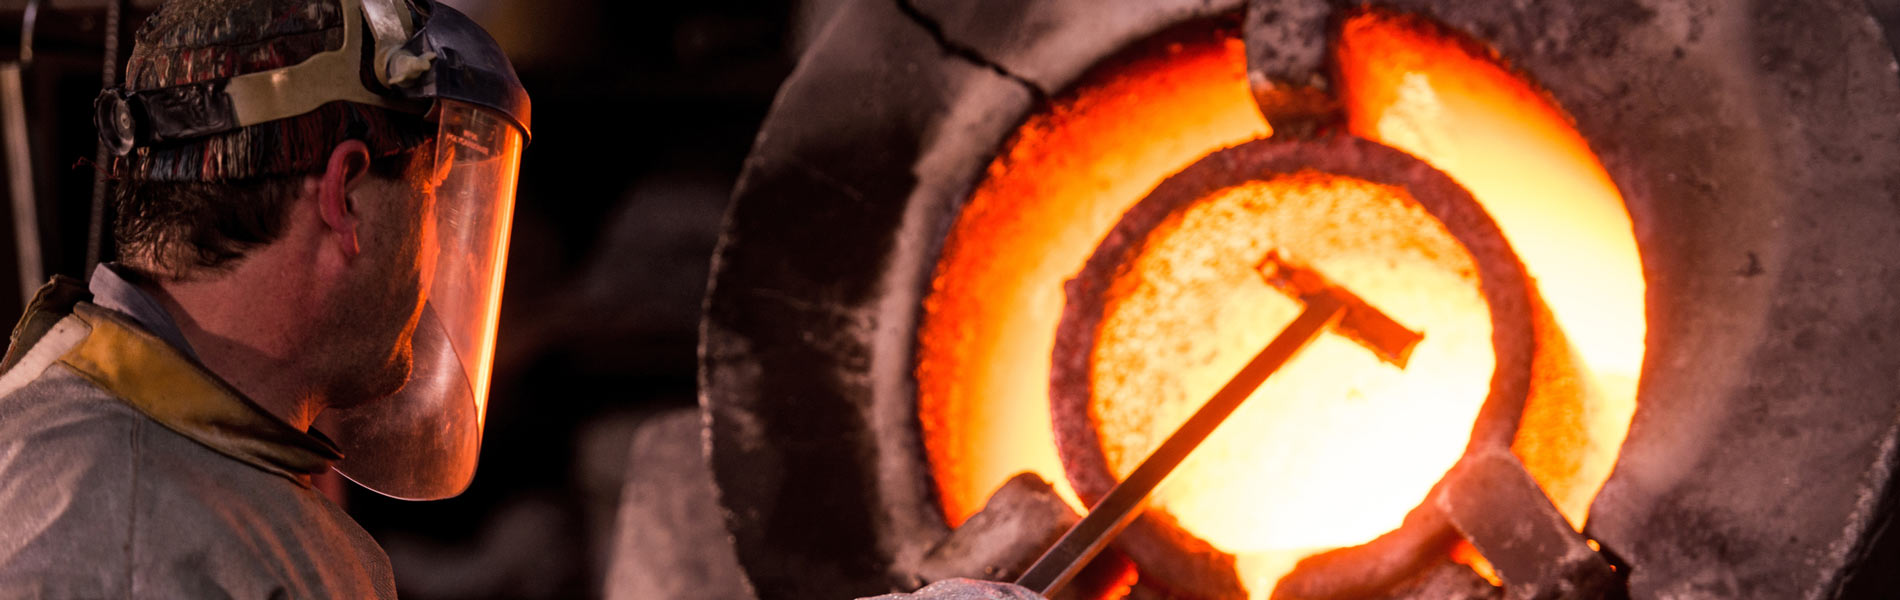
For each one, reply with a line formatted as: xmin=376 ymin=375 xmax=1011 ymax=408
xmin=137 ymin=251 xmax=331 ymax=431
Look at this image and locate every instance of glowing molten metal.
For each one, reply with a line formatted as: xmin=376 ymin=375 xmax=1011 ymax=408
xmin=918 ymin=11 xmax=1645 ymax=598
xmin=1092 ymin=172 xmax=1493 ymax=550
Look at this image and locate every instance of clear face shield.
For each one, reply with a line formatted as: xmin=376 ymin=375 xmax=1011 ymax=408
xmin=94 ymin=0 xmax=530 ymax=500
xmin=318 ymin=100 xmax=525 ymax=500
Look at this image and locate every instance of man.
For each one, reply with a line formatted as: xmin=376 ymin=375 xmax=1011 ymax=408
xmin=0 ymin=0 xmax=528 ymax=596
xmin=0 ymin=0 xmax=1043 ymax=597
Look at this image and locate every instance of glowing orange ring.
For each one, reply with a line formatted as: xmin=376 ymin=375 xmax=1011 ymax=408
xmin=1049 ymin=132 xmax=1537 ymax=597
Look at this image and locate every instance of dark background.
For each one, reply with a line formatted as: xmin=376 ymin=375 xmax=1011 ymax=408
xmin=2 ymin=1 xmax=1899 ymax=599
xmin=339 ymin=2 xmax=810 ymax=597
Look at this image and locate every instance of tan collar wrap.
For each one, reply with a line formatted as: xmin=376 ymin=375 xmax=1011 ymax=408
xmin=58 ymin=303 xmax=342 ymax=484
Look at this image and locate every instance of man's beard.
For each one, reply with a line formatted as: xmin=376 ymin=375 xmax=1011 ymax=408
xmin=317 ymin=239 xmax=426 ymax=410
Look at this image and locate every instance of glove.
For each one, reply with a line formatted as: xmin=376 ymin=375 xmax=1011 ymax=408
xmin=859 ymin=578 xmax=1043 ymax=599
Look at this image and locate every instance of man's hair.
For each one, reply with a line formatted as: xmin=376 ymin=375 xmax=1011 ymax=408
xmin=113 ymin=143 xmax=430 ymax=279
xmin=107 ymin=0 xmax=439 ymax=278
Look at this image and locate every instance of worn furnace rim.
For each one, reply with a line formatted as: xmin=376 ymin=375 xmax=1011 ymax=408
xmin=1049 ymin=132 xmax=1538 ymax=598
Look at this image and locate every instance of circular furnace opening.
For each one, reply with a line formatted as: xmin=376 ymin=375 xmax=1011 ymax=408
xmin=1050 ymin=133 xmax=1533 ymax=595
xmin=916 ymin=9 xmax=1647 ymax=598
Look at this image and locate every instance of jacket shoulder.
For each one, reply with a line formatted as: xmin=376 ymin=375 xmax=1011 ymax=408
xmin=0 ymin=362 xmax=144 ymax=597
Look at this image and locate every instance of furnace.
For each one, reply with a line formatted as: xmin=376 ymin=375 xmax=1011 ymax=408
xmin=700 ymin=0 xmax=1900 ymax=598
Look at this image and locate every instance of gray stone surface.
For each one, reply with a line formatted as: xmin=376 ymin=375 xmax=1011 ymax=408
xmin=859 ymin=578 xmax=1041 ymax=600
xmin=913 ymin=474 xmax=1080 ymax=585
xmin=1437 ymin=449 xmax=1616 ymax=599
xmin=603 ymin=408 xmax=751 ymax=600
xmin=702 ymin=0 xmax=1041 ymax=597
xmin=907 ymin=0 xmax=1244 ymax=96
xmin=1369 ymin=559 xmax=1503 ymax=600
xmin=1241 ymin=0 xmax=1343 ymax=136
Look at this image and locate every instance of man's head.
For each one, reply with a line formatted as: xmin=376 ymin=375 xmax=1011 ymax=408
xmin=98 ymin=0 xmax=530 ymax=499
xmin=116 ymin=137 xmax=441 ymax=404
xmin=108 ymin=0 xmax=441 ymax=406
xmin=302 ymin=138 xmax=441 ymax=407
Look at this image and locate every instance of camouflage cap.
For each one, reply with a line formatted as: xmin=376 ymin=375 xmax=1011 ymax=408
xmin=119 ymin=0 xmax=430 ymax=182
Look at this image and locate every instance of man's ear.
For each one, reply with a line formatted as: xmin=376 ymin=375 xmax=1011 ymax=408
xmin=317 ymin=140 xmax=374 ymax=259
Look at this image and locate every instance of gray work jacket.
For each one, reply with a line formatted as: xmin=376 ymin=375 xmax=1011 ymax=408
xmin=0 ymin=268 xmax=397 ymax=598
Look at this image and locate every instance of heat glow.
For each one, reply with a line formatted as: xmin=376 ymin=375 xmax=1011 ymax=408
xmin=917 ymin=12 xmax=1644 ymax=598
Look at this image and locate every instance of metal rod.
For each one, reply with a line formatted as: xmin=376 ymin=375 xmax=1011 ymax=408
xmin=1015 ymin=293 xmax=1348 ymax=597
xmin=5 ymin=0 xmax=43 ymax=304
xmin=20 ymin=0 xmax=40 ymax=65
xmin=84 ymin=0 xmax=124 ymax=273
xmin=1 ymin=62 xmax=41 ymax=305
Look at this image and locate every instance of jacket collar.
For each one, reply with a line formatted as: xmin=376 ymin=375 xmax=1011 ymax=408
xmin=58 ymin=303 xmax=343 ymax=484
xmin=86 ymin=263 xmax=198 ymax=361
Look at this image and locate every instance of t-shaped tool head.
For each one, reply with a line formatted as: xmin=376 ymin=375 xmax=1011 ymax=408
xmin=1256 ymin=251 xmax=1423 ymax=368
xmin=1019 ymin=250 xmax=1427 ymax=597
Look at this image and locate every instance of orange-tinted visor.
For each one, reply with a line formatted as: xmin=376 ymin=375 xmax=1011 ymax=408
xmin=321 ymin=100 xmax=524 ymax=500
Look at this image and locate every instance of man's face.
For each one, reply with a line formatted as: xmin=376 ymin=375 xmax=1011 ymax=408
xmin=319 ymin=148 xmax=440 ymax=408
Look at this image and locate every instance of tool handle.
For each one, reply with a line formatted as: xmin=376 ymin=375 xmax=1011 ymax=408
xmin=1015 ymin=295 xmax=1346 ymax=596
